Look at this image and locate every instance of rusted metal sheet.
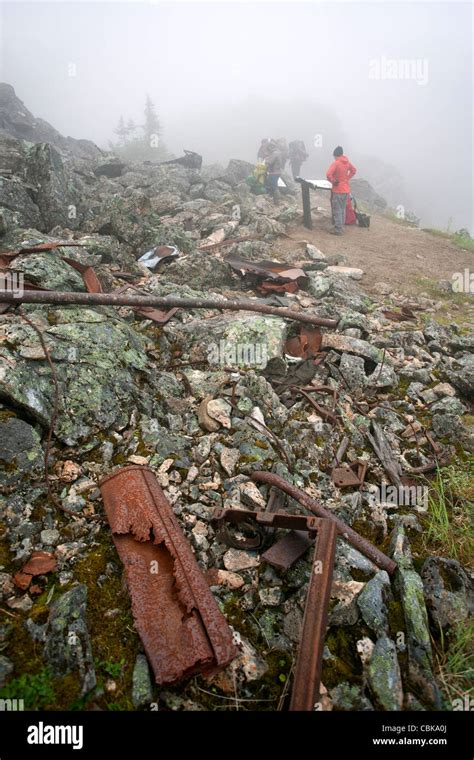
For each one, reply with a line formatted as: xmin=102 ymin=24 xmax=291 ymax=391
xmin=225 ymin=254 xmax=308 ymax=294
xmin=261 ymin=530 xmax=313 ymax=570
xmin=13 ymin=551 xmax=57 ymax=590
xmin=133 ymin=306 xmax=179 ymax=325
xmin=99 ymin=466 xmax=238 ymax=685
xmin=62 ymin=257 xmax=102 ymax=294
xmin=285 ymin=325 xmax=322 ymax=359
xmin=289 ymin=518 xmax=337 ymax=711
xmin=331 ymin=460 xmax=367 ymax=489
xmin=251 ymin=471 xmax=397 ymax=574
xmin=382 ymin=305 xmax=423 ymax=322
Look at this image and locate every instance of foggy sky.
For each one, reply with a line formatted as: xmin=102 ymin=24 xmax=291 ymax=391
xmin=0 ymin=1 xmax=472 ymax=231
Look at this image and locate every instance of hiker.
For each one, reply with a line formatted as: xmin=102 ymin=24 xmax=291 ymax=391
xmin=276 ymin=138 xmax=289 ymax=170
xmin=326 ymin=146 xmax=357 ymax=235
xmin=264 ymin=141 xmax=283 ymax=203
xmin=289 ymin=140 xmax=309 ymax=180
xmin=257 ymin=138 xmax=273 ymax=162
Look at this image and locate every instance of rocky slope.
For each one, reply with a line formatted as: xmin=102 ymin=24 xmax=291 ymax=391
xmin=0 ymin=85 xmax=472 ymax=712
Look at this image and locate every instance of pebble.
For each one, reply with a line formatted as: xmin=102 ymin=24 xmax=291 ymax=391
xmin=259 ymin=587 xmax=283 ymax=606
xmin=7 ymin=594 xmax=33 ymax=612
xmin=223 ymin=548 xmax=260 ymax=571
xmin=40 ymin=529 xmax=60 ymax=546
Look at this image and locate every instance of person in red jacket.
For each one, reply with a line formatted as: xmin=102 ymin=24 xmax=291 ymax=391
xmin=326 ymin=146 xmax=357 ymax=235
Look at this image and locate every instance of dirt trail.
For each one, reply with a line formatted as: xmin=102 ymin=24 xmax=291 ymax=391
xmin=279 ymin=192 xmax=473 ymax=296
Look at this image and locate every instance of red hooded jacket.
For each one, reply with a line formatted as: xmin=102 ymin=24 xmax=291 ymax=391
xmin=326 ymin=155 xmax=357 ymax=194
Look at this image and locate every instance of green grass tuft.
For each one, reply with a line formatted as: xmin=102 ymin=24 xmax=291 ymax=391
xmin=422 ymin=457 xmax=474 ymax=566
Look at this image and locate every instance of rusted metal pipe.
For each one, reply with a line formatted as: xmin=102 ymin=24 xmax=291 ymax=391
xmin=290 ymin=518 xmax=337 ymax=711
xmin=251 ymin=471 xmax=397 ymax=574
xmin=0 ymin=290 xmax=339 ymax=328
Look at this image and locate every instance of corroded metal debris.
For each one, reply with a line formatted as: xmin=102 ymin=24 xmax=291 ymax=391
xmin=211 ymin=507 xmax=320 ymax=549
xmin=261 ymin=530 xmax=313 ymax=570
xmin=211 ymin=505 xmax=338 ymax=710
xmin=0 ymin=289 xmax=340 ymax=327
xmin=251 ymin=471 xmax=397 ymax=574
xmin=331 ymin=460 xmax=367 ymax=489
xmin=13 ymin=550 xmax=57 ymax=590
xmin=285 ymin=325 xmax=322 ymax=359
xmin=290 ymin=518 xmax=337 ymax=711
xmin=225 ymin=254 xmax=308 ymax=294
xmin=99 ymin=465 xmax=238 ymax=685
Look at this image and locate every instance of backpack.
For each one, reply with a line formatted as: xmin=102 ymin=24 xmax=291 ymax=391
xmin=352 ymin=196 xmax=371 ymax=228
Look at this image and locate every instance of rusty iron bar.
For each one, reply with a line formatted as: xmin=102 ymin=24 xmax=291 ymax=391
xmin=290 ymin=518 xmax=337 ymax=711
xmin=0 ymin=290 xmax=339 ymax=328
xmin=251 ymin=471 xmax=397 ymax=574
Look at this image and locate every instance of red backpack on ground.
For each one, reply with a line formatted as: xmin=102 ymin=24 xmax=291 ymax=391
xmin=345 ymin=194 xmax=357 ymax=225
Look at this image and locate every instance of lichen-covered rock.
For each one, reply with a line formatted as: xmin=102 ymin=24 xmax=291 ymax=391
xmin=330 ymin=681 xmax=374 ymax=711
xmin=447 ymin=354 xmax=474 ymax=400
xmin=161 ymin=251 xmax=235 ymax=289
xmin=25 ymin=143 xmax=85 ymax=231
xmin=43 ymin=584 xmax=96 ymax=695
xmin=0 ymin=308 xmax=151 ymax=444
xmin=390 ymin=523 xmax=441 ymax=708
xmin=132 ymin=654 xmax=153 ymax=708
xmin=322 ymin=334 xmax=386 ymax=365
xmin=368 ymin=635 xmax=403 ymax=711
xmin=0 ymin=177 xmax=42 ymax=229
xmin=334 ymin=353 xmax=367 ymax=391
xmin=0 ymin=416 xmax=43 ymax=490
xmin=306 ymin=273 xmax=332 ymax=298
xmin=164 ymin=314 xmax=287 ymax=369
xmin=357 ymin=570 xmax=392 ymax=636
xmin=421 ymin=557 xmax=474 ymax=630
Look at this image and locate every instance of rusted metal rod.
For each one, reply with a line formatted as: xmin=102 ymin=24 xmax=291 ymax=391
xmin=251 ymin=471 xmax=397 ymax=574
xmin=290 ymin=519 xmax=337 ymax=711
xmin=0 ymin=290 xmax=339 ymax=328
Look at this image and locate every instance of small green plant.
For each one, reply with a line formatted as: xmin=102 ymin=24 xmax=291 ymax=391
xmin=422 ymin=457 xmax=474 ymax=566
xmin=0 ymin=667 xmax=55 ymax=710
xmin=97 ymin=657 xmax=126 ymax=679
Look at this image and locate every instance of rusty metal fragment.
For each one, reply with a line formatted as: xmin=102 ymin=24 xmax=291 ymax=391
xmin=212 ymin=507 xmax=320 ymax=535
xmin=99 ymin=466 xmax=238 ymax=685
xmin=261 ymin=530 xmax=313 ymax=570
xmin=290 ymin=519 xmax=337 ymax=711
xmin=285 ymin=325 xmax=322 ymax=359
xmin=331 ymin=460 xmax=367 ymax=489
xmin=13 ymin=551 xmax=57 ymax=590
xmin=212 ymin=506 xmax=315 ymax=570
xmin=251 ymin=471 xmax=397 ymax=574
xmin=212 ymin=505 xmax=338 ymax=708
xmin=225 ymin=254 xmax=308 ymax=294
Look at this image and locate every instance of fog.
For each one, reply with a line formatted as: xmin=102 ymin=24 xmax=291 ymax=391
xmin=1 ymin=0 xmax=472 ymax=231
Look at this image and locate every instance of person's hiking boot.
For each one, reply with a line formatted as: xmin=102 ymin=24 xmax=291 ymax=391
xmin=330 ymin=229 xmax=344 ymax=236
